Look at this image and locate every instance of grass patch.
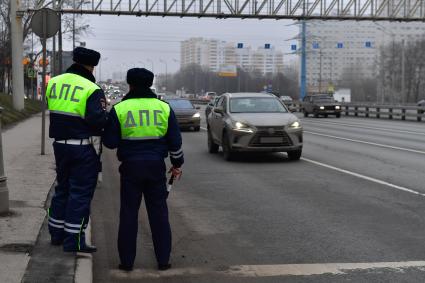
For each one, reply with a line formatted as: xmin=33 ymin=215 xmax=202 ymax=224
xmin=0 ymin=93 xmax=42 ymax=127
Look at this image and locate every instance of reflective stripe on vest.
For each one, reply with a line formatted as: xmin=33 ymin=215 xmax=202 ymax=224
xmin=114 ymin=98 xmax=170 ymax=140
xmin=46 ymin=73 xmax=100 ymax=118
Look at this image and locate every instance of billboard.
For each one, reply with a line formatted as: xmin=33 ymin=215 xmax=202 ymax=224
xmin=218 ymin=65 xmax=237 ymax=77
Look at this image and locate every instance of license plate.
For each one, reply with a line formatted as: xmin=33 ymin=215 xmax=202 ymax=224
xmin=260 ymin=137 xmax=283 ymax=143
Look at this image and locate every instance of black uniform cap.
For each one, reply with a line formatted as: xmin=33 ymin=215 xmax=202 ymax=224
xmin=73 ymin=47 xmax=101 ymax=67
xmin=127 ymin=68 xmax=154 ymax=88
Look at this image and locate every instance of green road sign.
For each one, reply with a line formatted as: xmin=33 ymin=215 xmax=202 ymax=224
xmin=27 ymin=68 xmax=36 ymax=78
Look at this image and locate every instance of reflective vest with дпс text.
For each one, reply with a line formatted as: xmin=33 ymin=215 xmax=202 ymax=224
xmin=114 ymin=98 xmax=170 ymax=140
xmin=46 ymin=73 xmax=100 ymax=118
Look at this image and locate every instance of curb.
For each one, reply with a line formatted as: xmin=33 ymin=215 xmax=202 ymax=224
xmin=74 ymin=221 xmax=93 ymax=283
xmin=75 ymin=172 xmax=102 ymax=283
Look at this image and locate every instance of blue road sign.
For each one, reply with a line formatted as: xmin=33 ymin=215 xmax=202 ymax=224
xmin=265 ymin=43 xmax=271 ymax=49
xmin=237 ymin=43 xmax=243 ymax=48
xmin=365 ymin=41 xmax=372 ymax=48
xmin=291 ymin=44 xmax=297 ymax=51
xmin=312 ymin=42 xmax=320 ymax=49
xmin=337 ymin=42 xmax=344 ymax=48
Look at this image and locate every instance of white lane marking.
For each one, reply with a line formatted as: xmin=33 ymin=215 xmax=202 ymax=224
xmin=303 ymin=120 xmax=425 ymax=136
xmin=301 ymin=157 xmax=425 ymax=197
xmin=110 ymin=261 xmax=425 ymax=278
xmin=305 ymin=130 xmax=425 ymax=155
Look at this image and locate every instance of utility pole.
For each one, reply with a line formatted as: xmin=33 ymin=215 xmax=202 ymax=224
xmin=10 ymin=0 xmax=25 ymax=110
xmin=52 ymin=0 xmax=56 ymax=76
xmin=72 ymin=14 xmax=76 ymax=49
xmin=401 ymin=39 xmax=405 ymax=104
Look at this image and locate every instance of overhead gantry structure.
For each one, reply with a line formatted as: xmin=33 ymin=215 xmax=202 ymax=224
xmin=20 ymin=0 xmax=425 ymax=21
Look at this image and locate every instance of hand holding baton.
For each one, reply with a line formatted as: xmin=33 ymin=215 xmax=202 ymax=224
xmin=167 ymin=167 xmax=182 ymax=192
xmin=167 ymin=174 xmax=175 ymax=192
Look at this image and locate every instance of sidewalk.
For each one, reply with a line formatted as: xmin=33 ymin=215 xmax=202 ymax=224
xmin=0 ymin=113 xmax=55 ymax=282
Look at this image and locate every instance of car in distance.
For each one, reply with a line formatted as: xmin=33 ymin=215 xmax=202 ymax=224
xmin=206 ymin=92 xmax=303 ymax=161
xmin=166 ymin=98 xmax=201 ymax=131
xmin=302 ymin=94 xmax=342 ymax=118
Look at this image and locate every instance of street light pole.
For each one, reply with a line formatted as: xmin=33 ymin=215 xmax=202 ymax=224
xmin=319 ymin=48 xmax=322 ymax=92
xmin=300 ymin=20 xmax=307 ymax=100
xmin=0 ymin=107 xmax=9 ymax=214
xmin=159 ymin=59 xmax=168 ymax=90
xmin=10 ymin=0 xmax=25 ymax=110
xmin=401 ymin=39 xmax=405 ymax=104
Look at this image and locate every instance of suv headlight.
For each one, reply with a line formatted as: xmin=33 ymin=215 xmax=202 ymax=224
xmin=289 ymin=121 xmax=301 ymax=129
xmin=192 ymin=112 xmax=201 ymax=118
xmin=234 ymin=121 xmax=254 ymax=133
xmin=335 ymin=105 xmax=341 ymax=110
xmin=319 ymin=106 xmax=325 ymax=110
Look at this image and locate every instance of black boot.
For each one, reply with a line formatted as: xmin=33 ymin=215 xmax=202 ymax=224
xmin=64 ymin=244 xmax=97 ymax=253
xmin=158 ymin=263 xmax=171 ymax=271
xmin=51 ymin=238 xmax=63 ymax=246
xmin=118 ymin=264 xmax=133 ymax=272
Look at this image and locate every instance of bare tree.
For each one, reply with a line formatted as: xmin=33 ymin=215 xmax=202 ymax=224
xmin=378 ymin=39 xmax=425 ymax=104
xmin=0 ymin=0 xmax=90 ymax=94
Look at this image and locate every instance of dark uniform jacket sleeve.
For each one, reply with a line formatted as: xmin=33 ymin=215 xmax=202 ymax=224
xmin=102 ymin=107 xmax=121 ymax=149
xmin=166 ymin=109 xmax=184 ymax=168
xmin=85 ymin=89 xmax=108 ymax=133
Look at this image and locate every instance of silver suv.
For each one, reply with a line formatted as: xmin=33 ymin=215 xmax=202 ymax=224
xmin=207 ymin=92 xmax=303 ymax=161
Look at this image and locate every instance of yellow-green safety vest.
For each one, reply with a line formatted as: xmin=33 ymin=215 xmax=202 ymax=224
xmin=46 ymin=73 xmax=100 ymax=118
xmin=114 ymin=98 xmax=170 ymax=140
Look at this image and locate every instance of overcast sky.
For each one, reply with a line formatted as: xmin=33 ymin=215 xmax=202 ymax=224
xmin=63 ymin=15 xmax=299 ymax=80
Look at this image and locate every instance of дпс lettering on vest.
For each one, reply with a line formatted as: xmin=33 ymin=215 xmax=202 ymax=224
xmin=124 ymin=110 xmax=164 ymax=128
xmin=49 ymin=83 xmax=83 ymax=103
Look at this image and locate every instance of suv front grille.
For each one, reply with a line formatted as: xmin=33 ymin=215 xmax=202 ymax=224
xmin=324 ymin=106 xmax=336 ymax=110
xmin=249 ymin=127 xmax=293 ymax=147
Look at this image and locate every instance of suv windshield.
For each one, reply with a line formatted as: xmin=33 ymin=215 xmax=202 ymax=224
xmin=312 ymin=95 xmax=335 ymax=103
xmin=230 ymin=98 xmax=288 ymax=113
xmin=167 ymin=99 xmax=194 ymax=109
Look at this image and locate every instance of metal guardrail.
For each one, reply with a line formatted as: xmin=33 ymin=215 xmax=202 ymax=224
xmin=192 ymin=100 xmax=425 ymax=122
xmin=292 ymin=103 xmax=425 ymax=122
xmin=342 ymin=104 xmax=425 ymax=122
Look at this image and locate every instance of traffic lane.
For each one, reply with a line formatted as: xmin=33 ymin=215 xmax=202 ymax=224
xmin=302 ymin=131 xmax=425 ymax=193
xmin=301 ymin=120 xmax=425 ymax=152
xmin=94 ymin=129 xmax=425 ymax=282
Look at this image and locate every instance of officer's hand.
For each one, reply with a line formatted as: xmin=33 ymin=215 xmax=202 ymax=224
xmin=168 ymin=166 xmax=182 ymax=180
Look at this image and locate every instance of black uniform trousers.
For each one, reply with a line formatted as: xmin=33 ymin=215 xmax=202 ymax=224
xmin=118 ymin=160 xmax=171 ymax=267
xmin=48 ymin=142 xmax=100 ymax=251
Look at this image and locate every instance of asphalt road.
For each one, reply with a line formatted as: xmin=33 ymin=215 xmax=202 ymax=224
xmin=92 ymin=110 xmax=425 ymax=282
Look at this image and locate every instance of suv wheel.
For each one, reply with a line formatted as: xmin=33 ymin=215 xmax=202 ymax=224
xmin=287 ymin=148 xmax=302 ymax=161
xmin=208 ymin=129 xmax=219 ymax=153
xmin=222 ymin=132 xmax=235 ymax=161
xmin=336 ymin=113 xmax=341 ymax=118
xmin=194 ymin=126 xmax=201 ymax=132
xmin=303 ymin=110 xmax=308 ymax=117
xmin=313 ymin=110 xmax=319 ymax=118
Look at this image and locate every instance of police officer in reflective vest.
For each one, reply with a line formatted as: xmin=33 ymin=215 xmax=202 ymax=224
xmin=103 ymin=68 xmax=184 ymax=271
xmin=46 ymin=47 xmax=107 ymax=253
